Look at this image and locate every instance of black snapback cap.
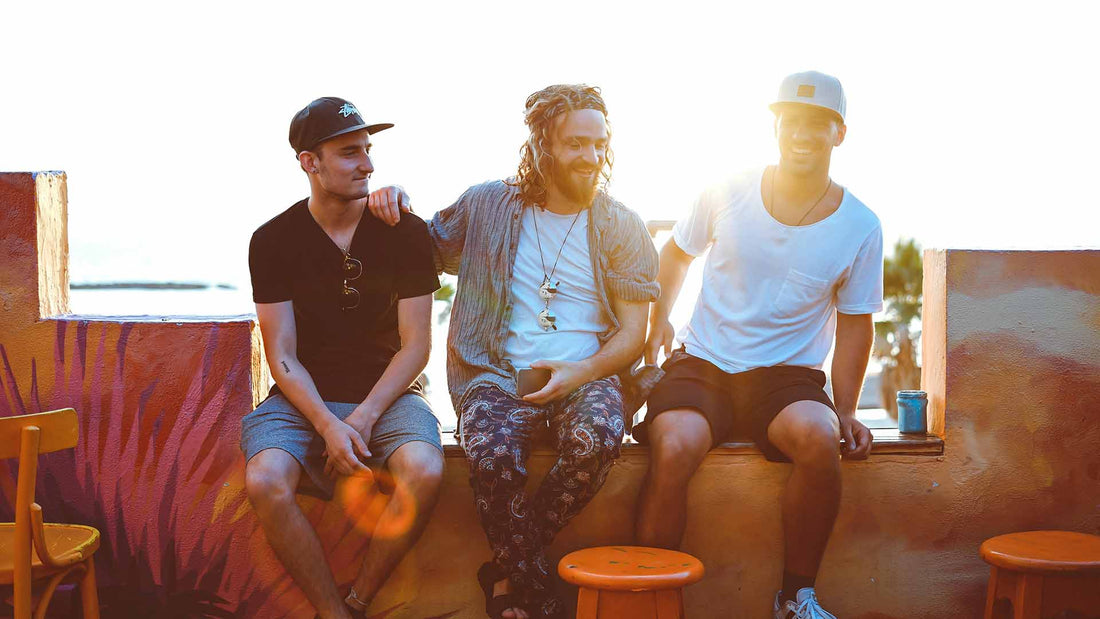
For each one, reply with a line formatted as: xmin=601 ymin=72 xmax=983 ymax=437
xmin=289 ymin=97 xmax=393 ymax=154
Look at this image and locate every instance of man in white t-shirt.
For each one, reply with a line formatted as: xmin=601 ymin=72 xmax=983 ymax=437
xmin=634 ymin=71 xmax=883 ymax=619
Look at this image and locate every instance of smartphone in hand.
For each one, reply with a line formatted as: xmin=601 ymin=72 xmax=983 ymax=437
xmin=516 ymin=367 xmax=552 ymax=397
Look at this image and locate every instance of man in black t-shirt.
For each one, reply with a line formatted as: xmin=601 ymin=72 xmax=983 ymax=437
xmin=241 ymin=97 xmax=443 ymax=619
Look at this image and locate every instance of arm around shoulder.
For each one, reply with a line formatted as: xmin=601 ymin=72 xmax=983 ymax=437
xmin=427 ymin=185 xmax=483 ymax=275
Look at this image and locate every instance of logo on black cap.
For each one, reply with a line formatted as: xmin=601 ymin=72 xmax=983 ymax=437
xmin=288 ymin=97 xmax=394 ymax=155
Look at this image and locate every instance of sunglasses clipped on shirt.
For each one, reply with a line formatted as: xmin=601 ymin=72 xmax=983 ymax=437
xmin=340 ymin=254 xmax=362 ymax=311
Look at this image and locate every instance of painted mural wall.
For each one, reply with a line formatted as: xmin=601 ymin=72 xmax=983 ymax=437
xmin=2 ymin=173 xmax=1098 ymax=618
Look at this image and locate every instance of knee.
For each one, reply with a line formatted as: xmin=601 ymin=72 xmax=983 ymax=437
xmin=245 ymin=458 xmax=297 ymax=508
xmin=781 ymin=417 xmax=841 ymax=467
xmin=467 ymin=449 xmax=524 ymax=492
xmin=562 ymin=421 xmax=622 ymax=466
xmin=392 ymin=444 xmax=445 ymax=494
xmin=649 ymin=429 xmax=709 ymax=480
xmin=461 ymin=426 xmax=507 ymax=462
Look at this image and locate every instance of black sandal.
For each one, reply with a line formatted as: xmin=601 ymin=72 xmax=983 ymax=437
xmin=477 ymin=562 xmax=527 ymax=618
xmin=526 ymin=586 xmax=568 ymax=619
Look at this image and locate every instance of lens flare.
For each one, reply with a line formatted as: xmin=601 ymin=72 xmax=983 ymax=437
xmin=334 ymin=469 xmax=418 ymax=539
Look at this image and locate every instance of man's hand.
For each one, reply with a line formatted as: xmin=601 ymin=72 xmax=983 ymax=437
xmin=320 ymin=418 xmax=372 ymax=477
xmin=367 ymin=185 xmax=413 ymax=227
xmin=839 ymin=414 xmax=873 ymax=460
xmin=522 ymin=359 xmax=594 ymax=405
xmin=344 ymin=405 xmax=377 ymax=445
xmin=644 ymin=318 xmax=676 ymax=365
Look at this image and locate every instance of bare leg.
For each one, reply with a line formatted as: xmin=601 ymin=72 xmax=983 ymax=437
xmin=634 ymin=410 xmax=712 ymax=549
xmin=350 ymin=441 xmax=444 ymax=604
xmin=767 ymin=401 xmax=843 ymax=581
xmin=246 ymin=448 xmax=352 ymax=619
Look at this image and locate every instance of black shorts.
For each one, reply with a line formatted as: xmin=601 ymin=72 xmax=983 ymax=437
xmin=638 ymin=348 xmax=837 ymax=462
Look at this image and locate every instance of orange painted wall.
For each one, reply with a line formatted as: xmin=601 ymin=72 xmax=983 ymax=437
xmin=2 ymin=173 xmax=1099 ymax=618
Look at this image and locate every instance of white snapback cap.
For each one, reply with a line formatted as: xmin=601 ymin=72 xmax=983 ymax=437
xmin=769 ymin=70 xmax=846 ymax=122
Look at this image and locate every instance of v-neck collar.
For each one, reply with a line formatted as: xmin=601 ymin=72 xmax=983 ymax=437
xmin=297 ymin=199 xmax=368 ymax=257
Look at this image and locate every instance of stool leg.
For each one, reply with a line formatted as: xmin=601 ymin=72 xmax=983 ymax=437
xmin=655 ymin=589 xmax=683 ymax=619
xmin=80 ymin=558 xmax=100 ymax=619
xmin=576 ymin=587 xmax=599 ymax=619
xmin=1012 ymin=573 xmax=1041 ymax=619
xmin=984 ymin=566 xmax=999 ymax=619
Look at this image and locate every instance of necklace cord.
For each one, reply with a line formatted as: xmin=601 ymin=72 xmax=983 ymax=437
xmin=769 ymin=167 xmax=834 ymax=226
xmin=532 ymin=206 xmax=584 ymax=284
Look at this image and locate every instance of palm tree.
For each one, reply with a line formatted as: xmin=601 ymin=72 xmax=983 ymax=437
xmin=874 ymin=238 xmax=923 ymax=419
xmin=434 ymin=277 xmax=456 ymax=324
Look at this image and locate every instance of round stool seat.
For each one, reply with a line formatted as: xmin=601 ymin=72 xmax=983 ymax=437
xmin=559 ymin=546 xmax=704 ymax=591
xmin=980 ymin=531 xmax=1100 ymax=574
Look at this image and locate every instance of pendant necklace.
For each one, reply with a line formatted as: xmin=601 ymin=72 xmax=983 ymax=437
xmin=531 ymin=206 xmax=583 ymax=331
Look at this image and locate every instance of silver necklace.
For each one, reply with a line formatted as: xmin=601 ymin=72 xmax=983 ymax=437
xmin=531 ymin=206 xmax=583 ymax=331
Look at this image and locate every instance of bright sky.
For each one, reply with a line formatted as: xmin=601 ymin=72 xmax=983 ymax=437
xmin=4 ymin=0 xmax=1099 ymax=300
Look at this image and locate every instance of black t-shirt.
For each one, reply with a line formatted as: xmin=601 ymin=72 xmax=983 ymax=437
xmin=249 ymin=199 xmax=440 ymax=403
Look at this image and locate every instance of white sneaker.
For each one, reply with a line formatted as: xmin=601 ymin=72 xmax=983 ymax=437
xmin=773 ymin=587 xmax=837 ymax=619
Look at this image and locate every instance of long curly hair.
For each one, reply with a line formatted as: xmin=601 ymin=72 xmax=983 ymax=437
xmin=509 ymin=84 xmax=614 ymax=206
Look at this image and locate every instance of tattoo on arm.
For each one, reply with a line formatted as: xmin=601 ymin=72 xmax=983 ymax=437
xmin=281 ymin=361 xmax=290 ymax=374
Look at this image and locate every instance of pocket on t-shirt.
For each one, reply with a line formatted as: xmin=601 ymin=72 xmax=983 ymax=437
xmin=772 ymin=269 xmax=831 ymax=318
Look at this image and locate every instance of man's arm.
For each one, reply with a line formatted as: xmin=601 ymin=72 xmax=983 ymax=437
xmin=643 ymin=238 xmax=696 ymax=364
xmin=831 ymin=311 xmax=875 ymax=459
xmin=255 ymin=302 xmax=370 ymax=476
xmin=368 ymin=185 xmax=469 ymax=275
xmin=524 ymin=297 xmax=649 ymax=405
xmin=343 ymin=294 xmax=433 ymax=441
xmin=366 ymin=186 xmax=412 ymax=226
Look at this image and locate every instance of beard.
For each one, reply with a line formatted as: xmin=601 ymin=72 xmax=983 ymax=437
xmin=551 ymin=161 xmax=600 ymax=206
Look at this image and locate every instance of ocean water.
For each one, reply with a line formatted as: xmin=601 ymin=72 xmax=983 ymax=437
xmin=71 ymin=286 xmax=254 ymax=317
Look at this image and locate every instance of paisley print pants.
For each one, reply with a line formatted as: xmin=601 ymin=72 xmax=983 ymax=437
xmin=461 ymin=378 xmax=624 ymax=617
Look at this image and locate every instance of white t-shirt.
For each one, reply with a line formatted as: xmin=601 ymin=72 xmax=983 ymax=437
xmin=674 ymin=168 xmax=884 ymax=374
xmin=504 ymin=207 xmax=607 ymax=367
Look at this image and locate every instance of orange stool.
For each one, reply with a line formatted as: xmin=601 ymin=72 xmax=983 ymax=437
xmin=558 ymin=546 xmax=704 ymax=619
xmin=980 ymin=530 xmax=1100 ymax=618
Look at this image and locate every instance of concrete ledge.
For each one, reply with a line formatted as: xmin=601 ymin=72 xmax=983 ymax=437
xmin=58 ymin=313 xmax=256 ymax=323
xmin=441 ymin=427 xmax=944 ymax=457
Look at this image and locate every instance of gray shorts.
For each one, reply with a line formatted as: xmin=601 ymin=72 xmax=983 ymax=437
xmin=240 ymin=392 xmax=443 ymax=500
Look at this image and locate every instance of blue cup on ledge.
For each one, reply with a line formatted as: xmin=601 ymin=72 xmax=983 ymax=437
xmin=897 ymin=390 xmax=928 ymax=434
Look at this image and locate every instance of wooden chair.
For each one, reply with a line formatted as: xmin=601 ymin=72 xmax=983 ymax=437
xmin=558 ymin=546 xmax=704 ymax=619
xmin=1 ymin=408 xmax=100 ymax=618
xmin=980 ymin=530 xmax=1100 ymax=618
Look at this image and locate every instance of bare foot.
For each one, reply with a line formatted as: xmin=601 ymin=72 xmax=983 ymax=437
xmin=492 ymin=577 xmax=528 ymax=619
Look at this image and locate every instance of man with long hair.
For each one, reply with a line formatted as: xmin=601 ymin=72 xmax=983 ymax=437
xmin=369 ymin=85 xmax=658 ymax=619
xmin=243 ymin=97 xmax=444 ymax=619
xmin=634 ymin=72 xmax=883 ymax=619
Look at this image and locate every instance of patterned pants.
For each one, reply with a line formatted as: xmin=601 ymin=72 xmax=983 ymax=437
xmin=461 ymin=378 xmax=625 ymax=618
